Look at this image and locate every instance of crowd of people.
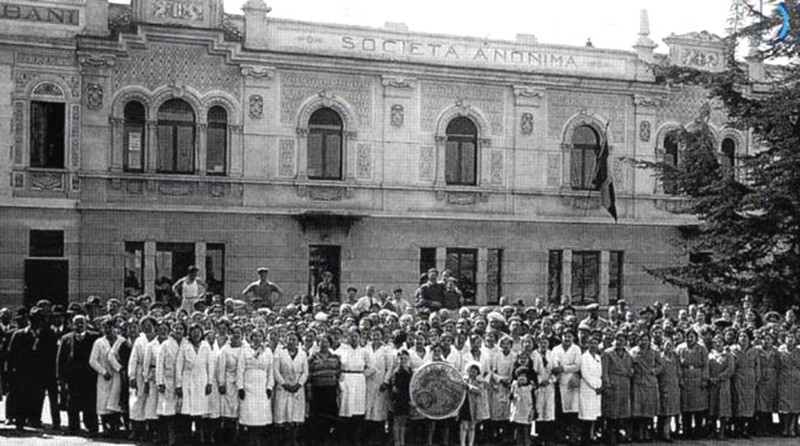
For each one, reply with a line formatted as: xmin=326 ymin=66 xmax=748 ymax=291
xmin=1 ymin=265 xmax=800 ymax=446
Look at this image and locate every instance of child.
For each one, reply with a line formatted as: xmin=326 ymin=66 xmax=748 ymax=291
xmin=459 ymin=361 xmax=487 ymax=446
xmin=391 ymin=349 xmax=413 ymax=446
xmin=510 ymin=367 xmax=534 ymax=446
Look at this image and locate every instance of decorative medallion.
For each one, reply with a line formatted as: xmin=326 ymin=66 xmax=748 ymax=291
xmin=521 ymin=112 xmax=534 ymax=135
xmin=86 ymin=83 xmax=103 ymax=110
xmin=249 ymin=94 xmax=263 ymax=119
xmin=639 ymin=120 xmax=651 ymax=142
xmin=390 ymin=104 xmax=404 ymax=127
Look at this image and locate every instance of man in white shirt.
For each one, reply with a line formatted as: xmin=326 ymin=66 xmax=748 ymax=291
xmin=353 ymin=285 xmax=380 ymax=315
xmin=171 ymin=266 xmax=206 ymax=314
xmin=241 ymin=267 xmax=283 ymax=309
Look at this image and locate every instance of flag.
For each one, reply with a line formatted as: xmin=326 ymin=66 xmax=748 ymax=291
xmin=591 ymin=125 xmax=618 ymax=221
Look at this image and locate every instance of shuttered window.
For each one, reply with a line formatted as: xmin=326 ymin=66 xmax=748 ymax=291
xmin=308 ymin=108 xmax=343 ymax=180
xmin=157 ymin=99 xmax=195 ymax=174
xmin=123 ymin=101 xmax=145 ymax=172
xmin=445 ymin=117 xmax=477 ymax=185
xmin=206 ymin=106 xmax=227 ymax=175
xmin=30 ymin=101 xmax=65 ymax=168
xmin=570 ymin=125 xmax=599 ymax=190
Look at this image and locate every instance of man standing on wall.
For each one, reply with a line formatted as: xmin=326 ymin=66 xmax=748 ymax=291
xmin=241 ymin=267 xmax=284 ymax=309
xmin=415 ymin=268 xmax=445 ymax=310
xmin=171 ymin=266 xmax=207 ymax=314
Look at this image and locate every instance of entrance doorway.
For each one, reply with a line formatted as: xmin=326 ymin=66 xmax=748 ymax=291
xmin=24 ymin=259 xmax=69 ymax=307
xmin=308 ymin=245 xmax=341 ymax=301
xmin=155 ymin=243 xmax=195 ymax=306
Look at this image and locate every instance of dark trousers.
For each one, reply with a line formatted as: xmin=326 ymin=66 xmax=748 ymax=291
xmin=66 ymin=390 xmax=98 ymax=434
xmin=33 ymin=381 xmax=61 ymax=428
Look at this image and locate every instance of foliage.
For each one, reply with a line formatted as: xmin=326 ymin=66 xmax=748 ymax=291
xmin=636 ymin=0 xmax=800 ymax=310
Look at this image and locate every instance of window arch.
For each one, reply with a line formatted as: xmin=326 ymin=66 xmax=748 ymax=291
xmin=157 ymin=99 xmax=195 ymax=174
xmin=307 ymin=107 xmax=343 ymax=180
xmin=207 ymin=106 xmax=227 ymax=175
xmin=123 ymin=101 xmax=146 ymax=172
xmin=663 ymin=132 xmax=680 ymax=195
xmin=570 ymin=125 xmax=600 ymax=190
xmin=445 ymin=117 xmax=478 ymax=186
xmin=721 ymin=137 xmax=736 ymax=177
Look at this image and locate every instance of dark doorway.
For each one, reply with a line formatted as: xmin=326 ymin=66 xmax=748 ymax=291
xmin=308 ymin=245 xmax=341 ymax=301
xmin=25 ymin=259 xmax=68 ymax=307
xmin=155 ymin=243 xmax=195 ymax=305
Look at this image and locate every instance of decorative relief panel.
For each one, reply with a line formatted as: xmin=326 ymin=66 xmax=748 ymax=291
xmin=12 ymin=101 xmax=24 ymax=165
xmin=158 ymin=181 xmax=195 ymax=196
xmin=490 ymin=150 xmax=503 ymax=185
xmin=30 ymin=171 xmax=65 ymax=191
xmin=278 ymin=139 xmax=295 ymax=177
xmin=14 ymin=70 xmax=80 ymax=97
xmin=658 ymin=85 xmax=726 ymax=127
xmin=357 ymin=143 xmax=372 ymax=180
xmin=280 ymin=71 xmax=372 ymax=127
xmin=86 ymin=83 xmax=103 ymax=110
xmin=547 ymin=91 xmax=627 ymax=143
xmin=11 ymin=172 xmax=24 ymax=188
xmin=612 ymin=158 xmax=625 ymax=192
xmin=70 ymin=174 xmax=80 ymax=192
xmin=17 ymin=53 xmax=74 ymax=67
xmin=112 ymin=43 xmax=240 ymax=95
xmin=639 ymin=120 xmax=651 ymax=142
xmin=390 ymin=104 xmax=404 ymax=127
xmin=546 ymin=153 xmax=561 ymax=187
xmin=70 ymin=105 xmax=80 ymax=169
xmin=126 ymin=180 xmax=145 ymax=195
xmin=419 ymin=146 xmax=434 ymax=182
xmin=308 ymin=186 xmax=344 ymax=201
xmin=420 ymin=82 xmax=505 ymax=135
xmin=249 ymin=95 xmax=263 ymax=119
xmin=520 ymin=112 xmax=533 ymax=135
xmin=33 ymin=83 xmax=64 ymax=96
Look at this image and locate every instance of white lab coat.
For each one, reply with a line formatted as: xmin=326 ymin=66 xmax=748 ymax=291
xmin=143 ymin=338 xmax=161 ymax=420
xmin=335 ymin=344 xmax=370 ymax=417
xmin=127 ymin=333 xmax=151 ymax=421
xmin=89 ymin=335 xmax=124 ymax=415
xmin=273 ymin=347 xmax=309 ymax=424
xmin=237 ymin=344 xmax=274 ymax=426
xmin=578 ymin=350 xmax=603 ymax=421
xmin=532 ymin=349 xmax=557 ymax=422
xmin=552 ymin=343 xmax=582 ymax=413
xmin=217 ymin=343 xmax=242 ymax=419
xmin=365 ymin=344 xmax=393 ymax=422
xmin=177 ymin=339 xmax=212 ymax=416
xmin=156 ymin=337 xmax=182 ymax=416
xmin=205 ymin=339 xmax=224 ymax=419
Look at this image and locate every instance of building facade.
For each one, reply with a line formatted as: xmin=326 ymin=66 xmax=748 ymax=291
xmin=0 ymin=0 xmax=763 ymax=308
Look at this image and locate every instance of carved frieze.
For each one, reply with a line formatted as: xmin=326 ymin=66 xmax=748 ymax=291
xmin=113 ymin=43 xmax=240 ymax=95
xmin=11 ymin=172 xmax=24 ymax=188
xmin=249 ymin=95 xmax=263 ymax=119
xmin=241 ymin=65 xmax=275 ymax=79
xmin=633 ymin=95 xmax=664 ymax=107
xmin=612 ymin=158 xmax=625 ymax=192
xmin=278 ymin=139 xmax=295 ymax=177
xmin=280 ymin=71 xmax=372 ymax=127
xmin=12 ymin=101 xmax=23 ymax=165
xmin=437 ymin=191 xmax=488 ymax=205
xmin=419 ymin=146 xmax=434 ymax=182
xmin=14 ymin=70 xmax=80 ymax=97
xmin=30 ymin=171 xmax=65 ymax=191
xmin=78 ymin=55 xmax=115 ymax=68
xmin=381 ymin=75 xmax=416 ymax=88
xmin=18 ymin=52 xmax=74 ymax=67
xmin=357 ymin=143 xmax=372 ymax=180
xmin=86 ymin=83 xmax=103 ymax=110
xmin=126 ymin=180 xmax=145 ymax=195
xmin=547 ymin=91 xmax=626 ymax=143
xmin=70 ymin=105 xmax=81 ymax=169
xmin=70 ymin=174 xmax=80 ymax=192
xmin=520 ymin=112 xmax=533 ymax=135
xmin=307 ymin=186 xmax=344 ymax=201
xmin=420 ymin=82 xmax=505 ymax=135
xmin=33 ymin=82 xmax=64 ymax=96
xmin=390 ymin=104 xmax=404 ymax=127
xmin=158 ymin=181 xmax=195 ymax=196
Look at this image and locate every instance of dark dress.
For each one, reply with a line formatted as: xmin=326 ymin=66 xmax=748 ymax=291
xmin=707 ymin=350 xmax=733 ymax=418
xmin=755 ymin=346 xmax=779 ymax=413
xmin=57 ymin=330 xmax=101 ymax=433
xmin=601 ymin=347 xmax=633 ymax=419
xmin=777 ymin=345 xmax=800 ymax=413
xmin=730 ymin=345 xmax=759 ymax=418
xmin=118 ymin=339 xmax=133 ymax=415
xmin=391 ymin=367 xmax=413 ymax=416
xmin=6 ymin=328 xmax=39 ymax=425
xmin=657 ymin=352 xmax=681 ymax=416
xmin=308 ymin=351 xmax=341 ymax=419
xmin=676 ymin=342 xmax=709 ymax=412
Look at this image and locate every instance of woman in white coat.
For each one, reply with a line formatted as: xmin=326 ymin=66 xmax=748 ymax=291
xmin=335 ymin=327 xmax=371 ymax=444
xmin=532 ymin=334 xmax=556 ymax=445
xmin=143 ymin=320 xmax=168 ymax=441
xmin=579 ymin=334 xmax=603 ymax=443
xmin=552 ymin=330 xmax=582 ymax=443
xmin=364 ymin=327 xmax=393 ymax=444
xmin=204 ymin=320 xmax=228 ymax=442
xmin=89 ymin=317 xmax=124 ymax=435
xmin=273 ymin=331 xmax=308 ymax=446
xmin=127 ymin=316 xmax=157 ymax=440
xmin=157 ymin=320 xmax=186 ymax=446
xmin=237 ymin=328 xmax=275 ymax=446
xmin=177 ymin=323 xmax=212 ymax=442
xmin=217 ymin=324 xmax=244 ymax=444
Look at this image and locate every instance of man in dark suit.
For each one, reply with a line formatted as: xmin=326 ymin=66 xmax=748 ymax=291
xmin=6 ymin=307 xmax=43 ymax=429
xmin=57 ymin=314 xmax=100 ymax=435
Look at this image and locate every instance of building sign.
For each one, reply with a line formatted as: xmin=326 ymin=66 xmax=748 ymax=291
xmin=151 ymin=0 xmax=203 ymax=22
xmin=269 ymin=21 xmax=635 ymax=78
xmin=0 ymin=3 xmax=79 ymax=25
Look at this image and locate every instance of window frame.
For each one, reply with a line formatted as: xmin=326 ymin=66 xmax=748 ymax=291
xmin=445 ymin=117 xmax=478 ymax=186
xmin=445 ymin=248 xmax=478 ymax=305
xmin=608 ymin=250 xmax=624 ymax=304
xmin=307 ymin=108 xmax=344 ymax=180
xmin=29 ymin=230 xmax=65 ymax=258
xmin=547 ymin=250 xmax=563 ymax=303
xmin=157 ymin=99 xmax=196 ymax=175
xmin=570 ymin=125 xmax=600 ymax=191
xmin=571 ymin=250 xmax=600 ymax=305
xmin=663 ymin=132 xmax=680 ymax=195
xmin=123 ymin=101 xmax=146 ymax=173
xmin=206 ymin=106 xmax=228 ymax=176
xmin=124 ymin=242 xmax=145 ymax=295
xmin=721 ymin=137 xmax=736 ymax=178
xmin=487 ymin=248 xmax=503 ymax=305
xmin=29 ymin=100 xmax=66 ymax=169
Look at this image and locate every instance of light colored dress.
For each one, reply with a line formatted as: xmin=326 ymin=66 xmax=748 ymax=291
xmin=177 ymin=339 xmax=212 ymax=416
xmin=579 ymin=350 xmax=602 ymax=421
xmin=90 ymin=335 xmax=124 ymax=415
xmin=217 ymin=343 xmax=243 ymax=419
xmin=510 ymin=381 xmax=534 ymax=424
xmin=273 ymin=347 xmax=309 ymax=424
xmin=205 ymin=339 xmax=223 ymax=419
xmin=127 ymin=333 xmax=150 ymax=421
xmin=532 ymin=349 xmax=556 ymax=422
xmin=236 ymin=344 xmax=275 ymax=426
xmin=365 ymin=344 xmax=393 ymax=422
xmin=490 ymin=350 xmax=516 ymax=421
xmin=335 ymin=344 xmax=370 ymax=417
xmin=143 ymin=338 xmax=161 ymax=420
xmin=552 ymin=343 xmax=582 ymax=413
xmin=156 ymin=337 xmax=182 ymax=417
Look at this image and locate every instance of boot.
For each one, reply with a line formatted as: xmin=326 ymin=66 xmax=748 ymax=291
xmin=661 ymin=418 xmax=672 ymax=442
xmin=718 ymin=419 xmax=727 ymax=440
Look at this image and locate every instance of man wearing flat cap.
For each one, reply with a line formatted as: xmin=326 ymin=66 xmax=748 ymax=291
xmin=415 ymin=268 xmax=445 ymax=311
xmin=580 ymin=303 xmax=609 ymax=331
xmin=241 ymin=267 xmax=283 ymax=309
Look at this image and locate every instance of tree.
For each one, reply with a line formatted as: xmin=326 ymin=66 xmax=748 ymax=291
xmin=633 ymin=1 xmax=800 ymax=310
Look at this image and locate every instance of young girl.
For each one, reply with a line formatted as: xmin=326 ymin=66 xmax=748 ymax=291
xmin=459 ymin=361 xmax=487 ymax=446
xmin=391 ymin=349 xmax=413 ymax=446
xmin=509 ymin=367 xmax=534 ymax=446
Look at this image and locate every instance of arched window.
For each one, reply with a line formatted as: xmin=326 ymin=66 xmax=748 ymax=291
xmin=123 ymin=101 xmax=145 ymax=172
xmin=445 ymin=117 xmax=478 ymax=186
xmin=570 ymin=125 xmax=600 ymax=190
xmin=157 ymin=99 xmax=195 ymax=174
xmin=721 ymin=137 xmax=736 ymax=178
xmin=207 ymin=106 xmax=227 ymax=175
xmin=663 ymin=132 xmax=679 ymax=195
xmin=307 ymin=108 xmax=343 ymax=180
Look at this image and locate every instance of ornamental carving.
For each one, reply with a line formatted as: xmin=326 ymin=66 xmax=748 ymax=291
xmin=70 ymin=105 xmax=80 ymax=168
xmin=381 ymin=75 xmax=416 ymax=88
xmin=32 ymin=82 xmax=64 ymax=96
xmin=307 ymin=186 xmax=344 ymax=201
xmin=633 ymin=95 xmax=664 ymax=107
xmin=513 ymin=85 xmax=544 ymax=98
xmin=241 ymin=65 xmax=275 ymax=79
xmin=357 ymin=143 xmax=371 ymax=180
xmin=249 ymin=94 xmax=263 ymax=119
xmin=419 ymin=146 xmax=434 ymax=182
xmin=11 ymin=172 xmax=24 ymax=188
xmin=78 ymin=54 xmax=115 ymax=67
xmin=546 ymin=154 xmax=561 ymax=187
xmin=639 ymin=120 xmax=651 ymax=142
xmin=421 ymin=82 xmax=504 ymax=135
xmin=281 ymin=71 xmax=372 ymax=127
xmin=30 ymin=171 xmax=65 ymax=191
xmin=158 ymin=181 xmax=195 ymax=196
xmin=18 ymin=53 xmax=74 ymax=66
xmin=490 ymin=150 xmax=503 ymax=185
xmin=520 ymin=112 xmax=533 ymax=135
xmin=390 ymin=104 xmax=404 ymax=127
xmin=278 ymin=139 xmax=295 ymax=177
xmin=12 ymin=101 xmax=24 ymax=164
xmin=86 ymin=83 xmax=103 ymax=110
xmin=14 ymin=70 xmax=80 ymax=97
xmin=682 ymin=50 xmax=721 ymax=69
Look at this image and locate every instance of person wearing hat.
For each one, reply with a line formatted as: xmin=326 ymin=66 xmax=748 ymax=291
xmin=414 ymin=268 xmax=445 ymax=311
xmin=601 ymin=330 xmax=634 ymax=446
xmin=580 ymin=303 xmax=609 ymax=331
xmin=6 ymin=307 xmax=48 ymax=430
xmin=315 ymin=270 xmax=338 ymax=305
xmin=241 ymin=267 xmax=283 ymax=310
xmin=57 ymin=314 xmax=101 ymax=435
